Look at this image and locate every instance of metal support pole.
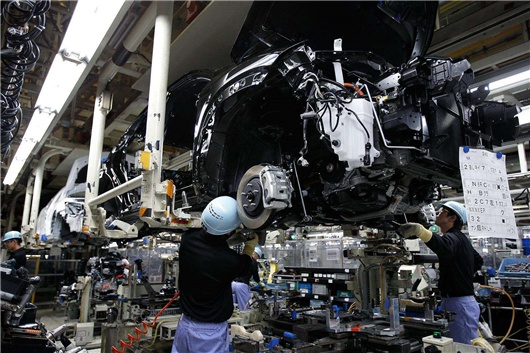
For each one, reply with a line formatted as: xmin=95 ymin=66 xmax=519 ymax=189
xmin=21 ymin=176 xmax=34 ymax=233
xmin=97 ymin=2 xmax=157 ymax=93
xmin=28 ymin=149 xmax=66 ymax=240
xmin=140 ymin=1 xmax=173 ymax=217
xmin=87 ymin=175 xmax=143 ymax=209
xmin=518 ymin=143 xmax=528 ymax=173
xmin=7 ymin=191 xmax=24 ymax=231
xmin=85 ymin=91 xmax=113 ymax=232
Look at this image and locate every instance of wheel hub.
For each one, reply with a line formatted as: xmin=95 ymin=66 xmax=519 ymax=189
xmin=240 ymin=178 xmax=264 ymax=217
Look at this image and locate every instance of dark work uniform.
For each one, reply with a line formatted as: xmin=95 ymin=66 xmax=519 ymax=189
xmin=173 ymin=228 xmax=252 ymax=353
xmin=425 ymin=227 xmax=483 ymax=297
xmin=177 ymin=228 xmax=252 ymax=322
xmin=234 ymin=258 xmax=260 ymax=285
xmin=9 ymin=247 xmax=27 ymax=270
xmin=425 ymin=227 xmax=483 ymax=344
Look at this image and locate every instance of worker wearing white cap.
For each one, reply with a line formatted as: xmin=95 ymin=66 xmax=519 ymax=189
xmin=399 ymin=201 xmax=484 ymax=344
xmin=2 ymin=230 xmax=26 ymax=269
xmin=172 ymin=196 xmax=258 ymax=353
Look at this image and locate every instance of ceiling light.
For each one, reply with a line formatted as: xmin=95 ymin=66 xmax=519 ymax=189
xmin=34 ymin=55 xmax=86 ymax=113
xmin=60 ymin=0 xmax=128 ymax=61
xmin=3 ymin=110 xmax=55 ymax=186
xmin=3 ymin=0 xmax=129 ymax=187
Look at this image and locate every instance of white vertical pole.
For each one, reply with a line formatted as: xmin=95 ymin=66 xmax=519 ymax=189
xmin=28 ymin=149 xmax=65 ymax=239
xmin=140 ymin=1 xmax=173 ymax=214
xmin=84 ymin=91 xmax=112 ymax=232
xmin=518 ymin=143 xmax=528 ymax=173
xmin=21 ymin=175 xmax=35 ymax=233
xmin=7 ymin=191 xmax=25 ymax=231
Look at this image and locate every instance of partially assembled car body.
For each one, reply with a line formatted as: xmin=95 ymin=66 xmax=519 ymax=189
xmin=36 ymin=156 xmax=89 ymax=242
xmin=98 ymin=1 xmax=520 ymax=235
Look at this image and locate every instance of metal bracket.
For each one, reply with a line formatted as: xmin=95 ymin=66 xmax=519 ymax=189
xmin=94 ymin=207 xmax=138 ymax=239
xmin=332 ymin=38 xmax=344 ymax=84
xmin=140 ymin=180 xmax=202 ymax=229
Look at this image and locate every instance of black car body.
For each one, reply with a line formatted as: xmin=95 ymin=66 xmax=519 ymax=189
xmin=99 ymin=1 xmax=520 ymax=234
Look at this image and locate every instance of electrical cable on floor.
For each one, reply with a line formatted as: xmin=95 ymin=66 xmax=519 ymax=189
xmin=480 ymin=285 xmax=515 ymax=345
xmin=111 ymin=290 xmax=180 ymax=353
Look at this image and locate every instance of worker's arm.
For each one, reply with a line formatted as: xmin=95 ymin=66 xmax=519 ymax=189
xmin=473 ymin=248 xmax=484 ymax=272
xmin=398 ymin=223 xmax=432 ymax=242
xmin=242 ymin=233 xmax=259 ymax=256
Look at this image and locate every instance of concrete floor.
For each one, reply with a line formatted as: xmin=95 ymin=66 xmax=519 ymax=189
xmin=36 ymin=307 xmax=102 ymax=353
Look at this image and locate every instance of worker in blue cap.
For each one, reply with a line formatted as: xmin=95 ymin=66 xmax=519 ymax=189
xmin=232 ymin=245 xmax=266 ymax=311
xmin=172 ymin=196 xmax=258 ymax=353
xmin=399 ymin=201 xmax=483 ymax=344
xmin=2 ymin=230 xmax=26 ymax=270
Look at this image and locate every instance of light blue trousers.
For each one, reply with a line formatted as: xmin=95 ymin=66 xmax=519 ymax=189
xmin=231 ymin=281 xmax=251 ymax=311
xmin=171 ymin=314 xmax=229 ymax=353
xmin=441 ymin=296 xmax=480 ymax=344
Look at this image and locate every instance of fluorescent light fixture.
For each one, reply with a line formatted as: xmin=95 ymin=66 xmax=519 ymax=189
xmin=3 ymin=0 xmax=128 ymax=186
xmin=3 ymin=110 xmax=56 ymax=186
xmin=34 ymin=55 xmax=86 ymax=112
xmin=488 ymin=69 xmax=530 ymax=91
xmin=60 ymin=0 xmax=128 ymax=61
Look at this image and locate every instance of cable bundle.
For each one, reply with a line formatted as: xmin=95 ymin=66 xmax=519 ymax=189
xmin=1 ymin=0 xmax=50 ymax=161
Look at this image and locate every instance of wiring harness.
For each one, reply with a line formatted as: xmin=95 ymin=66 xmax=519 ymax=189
xmin=297 ymin=72 xmax=372 ymax=168
xmin=1 ymin=0 xmax=50 ymax=161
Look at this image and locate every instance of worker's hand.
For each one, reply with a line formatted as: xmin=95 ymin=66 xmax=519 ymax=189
xmin=259 ymin=281 xmax=267 ymax=290
xmin=242 ymin=233 xmax=259 ymax=256
xmin=398 ymin=223 xmax=432 ymax=242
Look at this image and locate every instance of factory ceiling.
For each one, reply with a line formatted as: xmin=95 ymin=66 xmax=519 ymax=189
xmin=1 ymin=1 xmax=529 ymax=229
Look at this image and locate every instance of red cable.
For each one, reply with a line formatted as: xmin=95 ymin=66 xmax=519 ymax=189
xmin=111 ymin=290 xmax=180 ymax=353
xmin=343 ymin=82 xmax=365 ymax=96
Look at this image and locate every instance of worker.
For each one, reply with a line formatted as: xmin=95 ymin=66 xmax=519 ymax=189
xmin=232 ymin=246 xmax=266 ymax=311
xmin=2 ymin=230 xmax=26 ymax=270
xmin=172 ymin=196 xmax=258 ymax=353
xmin=398 ymin=201 xmax=483 ymax=344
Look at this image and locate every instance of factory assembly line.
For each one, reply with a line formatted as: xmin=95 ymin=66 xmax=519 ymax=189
xmin=1 ymin=1 xmax=529 ymax=353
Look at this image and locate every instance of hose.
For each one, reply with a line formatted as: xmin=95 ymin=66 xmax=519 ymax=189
xmin=144 ymin=318 xmax=178 ymax=348
xmin=1 ymin=0 xmax=49 ymax=160
xmin=480 ymin=285 xmax=515 ymax=345
xmin=471 ymin=337 xmax=495 ymax=353
xmin=111 ymin=290 xmax=180 ymax=353
xmin=366 ymin=243 xmax=407 ymax=253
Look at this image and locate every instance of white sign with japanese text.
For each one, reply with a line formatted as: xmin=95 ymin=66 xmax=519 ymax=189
xmin=459 ymin=147 xmax=516 ymax=238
